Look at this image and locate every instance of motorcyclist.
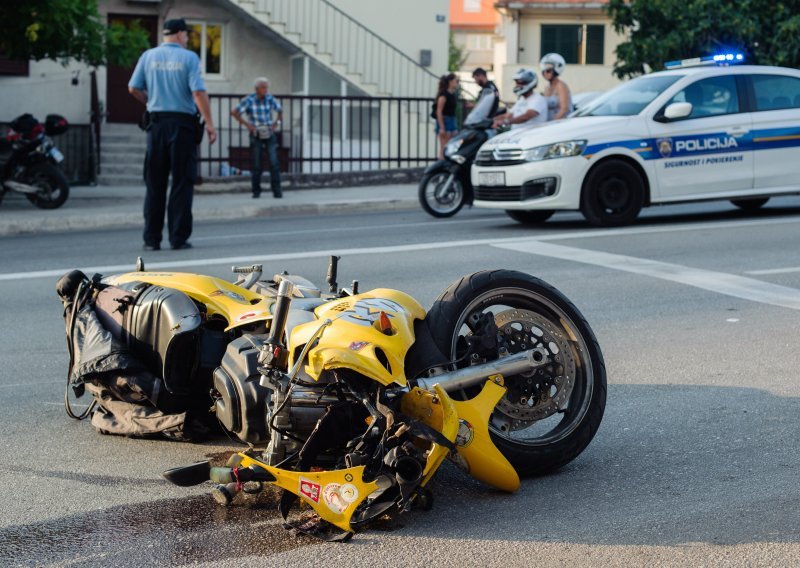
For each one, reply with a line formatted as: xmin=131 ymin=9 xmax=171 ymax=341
xmin=463 ymin=67 xmax=500 ymax=125
xmin=540 ymin=53 xmax=574 ymax=120
xmin=491 ymin=69 xmax=547 ymax=130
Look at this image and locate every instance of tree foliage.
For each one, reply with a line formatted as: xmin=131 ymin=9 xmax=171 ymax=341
xmin=0 ymin=0 xmax=150 ymax=67
xmin=607 ymin=0 xmax=800 ymax=78
xmin=449 ymin=31 xmax=469 ymax=72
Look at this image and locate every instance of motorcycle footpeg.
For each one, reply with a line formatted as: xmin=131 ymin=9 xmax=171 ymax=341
xmin=162 ymin=461 xmax=211 ymax=487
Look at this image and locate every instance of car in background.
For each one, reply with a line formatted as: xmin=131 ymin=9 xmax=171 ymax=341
xmin=471 ymin=56 xmax=800 ymax=226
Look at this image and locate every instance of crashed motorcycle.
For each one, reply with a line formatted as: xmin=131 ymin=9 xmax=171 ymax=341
xmin=1 ymin=113 xmax=70 ymax=209
xmin=58 ymin=257 xmax=606 ymax=541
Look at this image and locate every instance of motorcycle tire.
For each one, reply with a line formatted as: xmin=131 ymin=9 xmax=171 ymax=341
xmin=25 ymin=161 xmax=70 ymax=209
xmin=425 ymin=270 xmax=606 ymax=476
xmin=419 ymin=169 xmax=465 ymax=218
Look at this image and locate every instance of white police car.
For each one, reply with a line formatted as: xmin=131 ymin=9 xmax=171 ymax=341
xmin=471 ymin=55 xmax=800 ymax=226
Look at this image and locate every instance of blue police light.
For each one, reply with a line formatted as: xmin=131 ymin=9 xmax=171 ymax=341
xmin=665 ymin=53 xmax=744 ymax=70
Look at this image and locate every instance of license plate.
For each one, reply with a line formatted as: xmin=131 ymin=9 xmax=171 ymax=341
xmin=479 ymin=171 xmax=505 ymax=186
xmin=49 ymin=147 xmax=64 ymax=163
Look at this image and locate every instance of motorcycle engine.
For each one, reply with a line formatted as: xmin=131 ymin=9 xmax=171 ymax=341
xmin=212 ymin=334 xmax=360 ymax=465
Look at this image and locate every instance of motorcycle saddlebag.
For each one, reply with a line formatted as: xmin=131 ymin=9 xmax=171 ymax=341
xmin=122 ymin=283 xmax=203 ymax=396
xmin=44 ymin=114 xmax=69 ymax=136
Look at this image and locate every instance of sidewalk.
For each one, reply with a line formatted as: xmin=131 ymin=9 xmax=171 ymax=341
xmin=0 ymin=182 xmax=419 ymax=237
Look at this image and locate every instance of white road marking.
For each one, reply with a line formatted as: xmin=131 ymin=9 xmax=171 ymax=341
xmin=192 ymin=216 xmax=504 ymax=241
xmin=494 ymin=240 xmax=800 ymax=310
xmin=746 ymin=266 xmax=800 ymax=275
xmin=1 ymin=214 xmax=799 ymax=282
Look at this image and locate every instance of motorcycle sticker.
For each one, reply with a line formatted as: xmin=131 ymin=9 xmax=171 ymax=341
xmin=339 ymin=298 xmax=403 ymax=327
xmin=299 ymin=477 xmax=321 ymax=504
xmin=455 ymin=419 xmax=474 ymax=448
xmin=349 ymin=341 xmax=369 ymax=351
xmin=323 ymin=483 xmax=360 ymax=514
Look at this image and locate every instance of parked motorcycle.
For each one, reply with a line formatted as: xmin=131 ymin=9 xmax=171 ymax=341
xmin=58 ymin=257 xmax=606 ymax=541
xmin=1 ymin=113 xmax=70 ymax=209
xmin=419 ymin=119 xmax=495 ymax=218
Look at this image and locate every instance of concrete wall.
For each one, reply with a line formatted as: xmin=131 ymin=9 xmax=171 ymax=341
xmin=331 ymin=0 xmax=450 ymax=75
xmin=497 ymin=8 xmax=624 ymax=99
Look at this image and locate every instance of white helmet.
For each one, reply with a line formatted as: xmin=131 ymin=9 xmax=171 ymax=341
xmin=512 ymin=68 xmax=537 ymax=96
xmin=540 ymin=53 xmax=566 ymax=76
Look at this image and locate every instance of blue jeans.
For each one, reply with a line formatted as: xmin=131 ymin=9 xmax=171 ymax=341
xmin=250 ymin=135 xmax=282 ymax=196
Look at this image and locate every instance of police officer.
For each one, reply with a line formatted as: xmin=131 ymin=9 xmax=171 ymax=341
xmin=128 ymin=18 xmax=217 ymax=251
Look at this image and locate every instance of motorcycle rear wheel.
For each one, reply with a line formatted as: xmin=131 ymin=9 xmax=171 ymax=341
xmin=419 ymin=169 xmax=465 ymax=218
xmin=25 ymin=162 xmax=70 ymax=209
xmin=425 ymin=270 xmax=606 ymax=476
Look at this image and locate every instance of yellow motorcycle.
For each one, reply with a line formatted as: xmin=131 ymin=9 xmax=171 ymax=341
xmin=70 ymin=257 xmax=606 ymax=541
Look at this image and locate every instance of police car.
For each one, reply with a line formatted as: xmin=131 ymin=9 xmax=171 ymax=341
xmin=471 ymin=55 xmax=800 ymax=226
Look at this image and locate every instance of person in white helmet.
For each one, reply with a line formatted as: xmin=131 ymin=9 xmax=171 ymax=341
xmin=540 ymin=53 xmax=573 ymax=120
xmin=491 ymin=68 xmax=547 ymax=130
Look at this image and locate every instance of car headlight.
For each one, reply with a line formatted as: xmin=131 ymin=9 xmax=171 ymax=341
xmin=522 ymin=140 xmax=587 ymax=162
xmin=444 ymin=138 xmax=464 ymax=158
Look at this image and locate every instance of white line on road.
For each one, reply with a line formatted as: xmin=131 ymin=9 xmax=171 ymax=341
xmin=495 ymin=240 xmax=800 ymax=310
xmin=746 ymin=266 xmax=800 ymax=275
xmin=1 ymin=214 xmax=798 ymax=282
xmin=192 ymin=215 xmax=504 ymax=242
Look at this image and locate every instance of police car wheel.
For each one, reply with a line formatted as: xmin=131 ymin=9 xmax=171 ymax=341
xmin=730 ymin=197 xmax=769 ymax=211
xmin=505 ymin=210 xmax=555 ymax=225
xmin=580 ymin=160 xmax=644 ymax=227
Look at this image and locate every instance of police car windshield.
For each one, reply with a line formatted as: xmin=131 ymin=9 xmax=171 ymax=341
xmin=575 ymin=75 xmax=683 ymax=117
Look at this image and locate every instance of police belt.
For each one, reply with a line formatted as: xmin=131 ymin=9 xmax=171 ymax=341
xmin=150 ymin=112 xmax=196 ymax=120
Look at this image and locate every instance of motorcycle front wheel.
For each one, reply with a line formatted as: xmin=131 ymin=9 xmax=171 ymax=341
xmin=419 ymin=169 xmax=465 ymax=218
xmin=25 ymin=161 xmax=70 ymax=209
xmin=425 ymin=270 xmax=607 ymax=476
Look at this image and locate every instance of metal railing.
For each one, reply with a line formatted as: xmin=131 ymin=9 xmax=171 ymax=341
xmin=199 ymin=94 xmax=450 ymax=178
xmin=241 ymin=0 xmax=439 ymax=97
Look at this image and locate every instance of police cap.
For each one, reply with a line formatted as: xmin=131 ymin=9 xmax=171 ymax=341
xmin=163 ymin=18 xmax=189 ymax=35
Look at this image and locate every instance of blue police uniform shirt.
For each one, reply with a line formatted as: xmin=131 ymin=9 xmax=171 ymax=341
xmin=128 ymin=43 xmax=206 ymax=115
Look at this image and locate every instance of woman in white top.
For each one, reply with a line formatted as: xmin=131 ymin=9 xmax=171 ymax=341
xmin=492 ymin=68 xmax=547 ymax=130
xmin=540 ymin=53 xmax=573 ymax=121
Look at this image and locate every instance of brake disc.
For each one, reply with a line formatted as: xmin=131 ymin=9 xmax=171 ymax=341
xmin=492 ymin=308 xmax=577 ymax=428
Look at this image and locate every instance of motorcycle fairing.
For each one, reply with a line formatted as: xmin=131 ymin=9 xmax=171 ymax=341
xmin=289 ymin=289 xmax=426 ymax=387
xmin=110 ymin=272 xmax=273 ymax=331
xmin=403 ymin=381 xmax=520 ymax=493
xmin=235 ymin=455 xmax=379 ymax=534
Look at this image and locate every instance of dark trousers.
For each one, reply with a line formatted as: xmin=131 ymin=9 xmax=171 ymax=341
xmin=250 ymin=135 xmax=282 ymax=196
xmin=143 ymin=115 xmax=197 ymax=247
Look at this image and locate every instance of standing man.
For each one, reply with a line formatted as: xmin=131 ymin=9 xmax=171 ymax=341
xmin=128 ymin=18 xmax=217 ymax=251
xmin=464 ymin=67 xmax=500 ymax=126
xmin=231 ymin=77 xmax=283 ymax=198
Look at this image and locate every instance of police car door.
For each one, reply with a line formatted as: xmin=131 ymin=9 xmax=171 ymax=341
xmin=748 ymin=72 xmax=800 ymax=191
xmin=648 ymin=74 xmax=753 ymax=200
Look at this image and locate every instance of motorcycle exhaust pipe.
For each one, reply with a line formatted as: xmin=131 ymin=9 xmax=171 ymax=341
xmin=415 ymin=348 xmax=547 ymax=394
xmin=394 ymin=455 xmax=424 ymax=485
xmin=4 ymin=180 xmax=39 ymax=194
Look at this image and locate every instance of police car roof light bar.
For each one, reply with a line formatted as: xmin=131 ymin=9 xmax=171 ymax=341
xmin=664 ymin=53 xmax=744 ymax=70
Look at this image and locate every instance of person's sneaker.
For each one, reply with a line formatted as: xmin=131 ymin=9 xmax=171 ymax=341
xmin=273 ymin=193 xmax=283 ymax=198
xmin=171 ymin=242 xmax=192 ymax=250
xmin=142 ymin=244 xmax=160 ymax=251
xmin=252 ymin=192 xmax=261 ymax=198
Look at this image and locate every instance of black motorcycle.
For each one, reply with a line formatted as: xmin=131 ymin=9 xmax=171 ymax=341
xmin=418 ymin=119 xmax=494 ymax=218
xmin=0 ymin=113 xmax=70 ymax=209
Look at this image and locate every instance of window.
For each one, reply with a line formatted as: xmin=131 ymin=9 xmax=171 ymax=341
xmin=751 ymin=74 xmax=800 ymax=111
xmin=187 ymin=22 xmax=223 ymax=76
xmin=540 ymin=24 xmax=605 ymax=65
xmin=463 ymin=0 xmax=481 ymax=13
xmin=576 ymin=75 xmax=681 ymax=117
xmin=466 ymin=34 xmax=492 ymax=51
xmin=667 ymin=76 xmax=740 ymax=118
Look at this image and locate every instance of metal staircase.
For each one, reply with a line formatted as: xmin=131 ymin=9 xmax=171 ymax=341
xmin=229 ymin=0 xmax=439 ymax=97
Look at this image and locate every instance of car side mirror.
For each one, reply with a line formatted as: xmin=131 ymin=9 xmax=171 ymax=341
xmin=655 ymin=102 xmax=693 ymax=122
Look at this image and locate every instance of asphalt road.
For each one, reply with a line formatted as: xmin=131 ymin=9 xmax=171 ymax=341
xmin=1 ymin=198 xmax=799 ymax=567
